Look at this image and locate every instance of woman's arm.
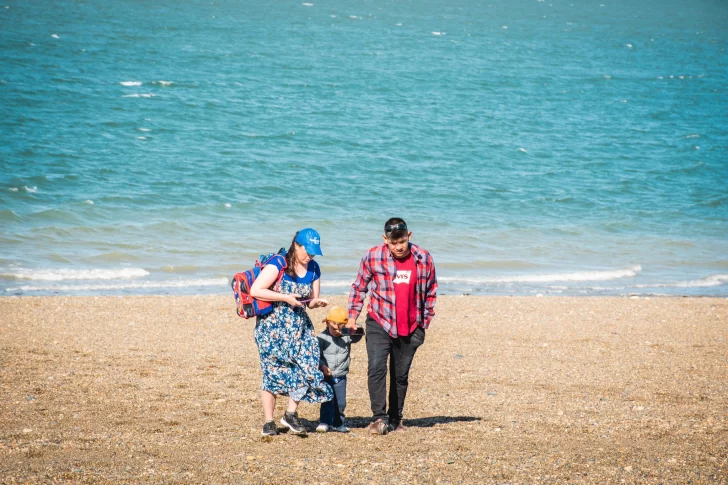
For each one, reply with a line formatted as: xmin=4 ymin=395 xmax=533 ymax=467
xmin=250 ymin=264 xmax=302 ymax=307
xmin=306 ymin=276 xmax=328 ymax=309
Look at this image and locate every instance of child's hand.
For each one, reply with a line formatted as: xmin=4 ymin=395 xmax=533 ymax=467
xmin=307 ymin=298 xmax=328 ymax=309
xmin=320 ymin=364 xmax=331 ymax=376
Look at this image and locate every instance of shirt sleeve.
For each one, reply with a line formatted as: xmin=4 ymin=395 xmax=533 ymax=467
xmin=310 ymin=260 xmax=321 ymax=281
xmin=347 ymin=252 xmax=373 ymax=320
xmin=423 ymin=253 xmax=438 ymax=327
xmin=266 ymin=254 xmax=286 ymax=272
xmin=317 ymin=335 xmax=329 ymax=366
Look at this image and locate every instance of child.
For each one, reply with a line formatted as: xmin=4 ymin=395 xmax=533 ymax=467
xmin=316 ymin=306 xmax=363 ymax=433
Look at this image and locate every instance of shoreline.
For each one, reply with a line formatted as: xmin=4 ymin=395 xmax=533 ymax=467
xmin=2 ymin=295 xmax=726 ymax=483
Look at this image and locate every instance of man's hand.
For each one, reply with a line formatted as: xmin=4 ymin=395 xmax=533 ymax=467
xmin=345 ymin=317 xmax=358 ymax=331
xmin=320 ymin=364 xmax=331 ymax=377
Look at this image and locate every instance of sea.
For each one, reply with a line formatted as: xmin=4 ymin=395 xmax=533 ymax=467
xmin=1 ymin=0 xmax=727 ymax=298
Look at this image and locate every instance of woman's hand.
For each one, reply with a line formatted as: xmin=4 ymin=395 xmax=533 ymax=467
xmin=284 ymin=294 xmax=303 ymax=307
xmin=306 ymin=298 xmax=329 ymax=309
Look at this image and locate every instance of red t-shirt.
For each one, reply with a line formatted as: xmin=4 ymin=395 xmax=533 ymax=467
xmin=393 ymin=253 xmax=418 ymax=337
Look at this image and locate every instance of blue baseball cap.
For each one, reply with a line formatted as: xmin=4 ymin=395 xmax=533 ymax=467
xmin=295 ymin=228 xmax=323 ymax=256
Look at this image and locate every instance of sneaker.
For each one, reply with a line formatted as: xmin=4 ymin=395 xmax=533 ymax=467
xmin=332 ymin=424 xmax=350 ymax=433
xmin=280 ymin=412 xmax=307 ymax=435
xmin=387 ymin=422 xmax=406 ymax=433
xmin=262 ymin=420 xmax=278 ymax=436
xmin=316 ymin=423 xmax=330 ymax=433
xmin=367 ymin=419 xmax=388 ymax=435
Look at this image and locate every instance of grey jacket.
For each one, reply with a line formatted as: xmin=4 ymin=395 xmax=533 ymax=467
xmin=317 ymin=327 xmax=363 ymax=378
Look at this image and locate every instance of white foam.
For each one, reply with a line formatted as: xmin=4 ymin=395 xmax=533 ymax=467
xmin=51 ymin=34 xmax=60 ymax=39
xmin=2 ymin=268 xmax=150 ymax=281
xmin=9 ymin=187 xmax=18 ymax=192
xmin=120 ymin=81 xmax=142 ymax=86
xmin=122 ymin=94 xmax=156 ymax=98
xmin=7 ymin=277 xmax=227 ymax=293
xmin=224 ymin=203 xmax=231 ymax=208
xmin=137 ymin=136 xmax=147 ymax=140
xmin=25 ymin=186 xmax=38 ymax=193
xmin=84 ymin=200 xmax=94 ymax=205
xmin=625 ymin=43 xmax=633 ymax=48
xmin=138 ymin=127 xmax=151 ymax=132
xmin=635 ymin=274 xmax=728 ymax=289
xmin=154 ymin=80 xmax=174 ymax=86
xmin=685 ymin=134 xmax=700 ymax=138
xmin=518 ymin=147 xmax=528 ymax=153
xmin=302 ymin=2 xmax=313 ymax=6
xmin=438 ymin=265 xmax=642 ymax=284
xmin=432 ymin=32 xmax=444 ymax=36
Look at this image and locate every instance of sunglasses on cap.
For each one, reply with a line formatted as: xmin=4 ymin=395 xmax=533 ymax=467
xmin=384 ymin=223 xmax=408 ymax=234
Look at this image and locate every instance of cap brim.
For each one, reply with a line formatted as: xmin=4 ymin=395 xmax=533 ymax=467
xmin=306 ymin=245 xmax=323 ymax=256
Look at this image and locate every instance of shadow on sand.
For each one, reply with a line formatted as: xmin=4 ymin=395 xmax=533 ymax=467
xmin=303 ymin=415 xmax=482 ymax=430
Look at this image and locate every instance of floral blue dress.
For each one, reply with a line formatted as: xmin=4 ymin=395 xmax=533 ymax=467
xmin=254 ymin=255 xmax=333 ymax=403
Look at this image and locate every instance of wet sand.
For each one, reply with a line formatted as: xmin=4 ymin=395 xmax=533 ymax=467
xmin=1 ymin=295 xmax=726 ymax=484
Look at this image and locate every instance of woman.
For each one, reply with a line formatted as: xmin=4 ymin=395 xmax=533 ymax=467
xmin=249 ymin=228 xmax=332 ymax=436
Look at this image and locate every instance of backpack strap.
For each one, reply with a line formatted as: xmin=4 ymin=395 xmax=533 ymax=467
xmin=265 ymin=250 xmax=287 ymax=292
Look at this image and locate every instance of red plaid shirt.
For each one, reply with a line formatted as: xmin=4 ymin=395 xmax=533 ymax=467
xmin=347 ymin=243 xmax=437 ymax=338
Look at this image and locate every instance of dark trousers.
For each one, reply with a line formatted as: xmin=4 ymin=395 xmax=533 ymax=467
xmin=365 ymin=314 xmax=425 ymax=425
xmin=319 ymin=376 xmax=346 ymax=427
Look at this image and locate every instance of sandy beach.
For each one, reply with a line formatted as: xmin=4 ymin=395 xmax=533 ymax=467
xmin=1 ymin=295 xmax=725 ymax=484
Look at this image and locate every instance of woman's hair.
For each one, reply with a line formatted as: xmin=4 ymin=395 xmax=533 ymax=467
xmin=285 ymin=232 xmax=299 ymax=276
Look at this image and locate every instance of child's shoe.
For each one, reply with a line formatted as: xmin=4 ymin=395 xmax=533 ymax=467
xmin=332 ymin=424 xmax=350 ymax=433
xmin=316 ymin=423 xmax=330 ymax=433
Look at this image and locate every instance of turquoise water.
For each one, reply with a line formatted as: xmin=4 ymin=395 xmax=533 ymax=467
xmin=1 ymin=0 xmax=727 ymax=297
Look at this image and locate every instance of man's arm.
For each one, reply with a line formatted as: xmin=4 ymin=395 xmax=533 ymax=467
xmin=423 ymin=254 xmax=438 ymax=328
xmin=345 ymin=253 xmax=372 ymax=330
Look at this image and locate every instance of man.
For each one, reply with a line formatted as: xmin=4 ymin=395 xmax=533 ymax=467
xmin=346 ymin=218 xmax=438 ymax=435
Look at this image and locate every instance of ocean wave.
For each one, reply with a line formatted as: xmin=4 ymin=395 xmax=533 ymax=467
xmin=1 ymin=267 xmax=149 ymax=281
xmin=120 ymin=81 xmax=142 ymax=86
xmin=0 ymin=209 xmax=22 ymax=222
xmin=320 ymin=279 xmax=357 ymax=288
xmin=161 ymin=265 xmax=199 ymax=274
xmin=122 ymin=93 xmax=156 ymax=98
xmin=6 ymin=277 xmax=227 ymax=293
xmin=635 ymin=274 xmax=728 ymax=288
xmin=437 ymin=265 xmax=642 ymax=284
